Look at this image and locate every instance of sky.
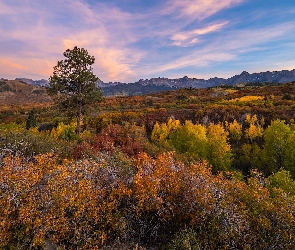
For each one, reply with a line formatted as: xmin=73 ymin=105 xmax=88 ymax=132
xmin=0 ymin=0 xmax=295 ymax=83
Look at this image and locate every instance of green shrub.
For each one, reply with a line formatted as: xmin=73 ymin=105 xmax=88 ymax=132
xmin=165 ymin=228 xmax=201 ymax=250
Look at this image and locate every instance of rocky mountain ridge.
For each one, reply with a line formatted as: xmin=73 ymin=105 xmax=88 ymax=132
xmin=5 ymin=69 xmax=295 ymax=96
xmin=97 ymin=69 xmax=295 ymax=88
xmin=14 ymin=78 xmax=49 ymax=87
xmin=99 ymin=69 xmax=295 ymax=95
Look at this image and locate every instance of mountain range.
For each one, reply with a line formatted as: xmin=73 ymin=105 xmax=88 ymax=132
xmin=5 ymin=69 xmax=295 ymax=96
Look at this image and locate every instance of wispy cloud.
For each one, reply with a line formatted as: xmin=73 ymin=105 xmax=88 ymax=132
xmin=0 ymin=56 xmax=53 ymax=79
xmin=164 ymin=0 xmax=244 ymax=19
xmin=156 ymin=52 xmax=236 ymax=73
xmin=171 ymin=21 xmax=229 ymax=46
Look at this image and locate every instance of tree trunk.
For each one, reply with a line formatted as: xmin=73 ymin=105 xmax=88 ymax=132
xmin=77 ymin=105 xmax=82 ymax=135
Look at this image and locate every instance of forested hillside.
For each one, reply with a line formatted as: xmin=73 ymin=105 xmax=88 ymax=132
xmin=1 ymin=82 xmax=295 ymax=249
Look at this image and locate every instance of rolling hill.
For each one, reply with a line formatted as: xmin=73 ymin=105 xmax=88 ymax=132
xmin=0 ymin=79 xmax=52 ymax=105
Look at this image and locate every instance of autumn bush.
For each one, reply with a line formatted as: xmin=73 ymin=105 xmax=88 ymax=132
xmin=50 ymin=122 xmax=80 ymax=141
xmin=0 ymin=124 xmax=74 ymax=160
xmin=0 ymin=152 xmax=134 ymax=249
xmin=1 ymin=151 xmax=295 ymax=249
xmin=74 ymin=123 xmax=149 ymax=159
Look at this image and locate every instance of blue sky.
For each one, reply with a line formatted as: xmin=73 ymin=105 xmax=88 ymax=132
xmin=0 ymin=0 xmax=295 ymax=83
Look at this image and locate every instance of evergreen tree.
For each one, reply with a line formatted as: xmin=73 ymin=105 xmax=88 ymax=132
xmin=26 ymin=109 xmax=37 ymax=130
xmin=48 ymin=46 xmax=103 ymax=134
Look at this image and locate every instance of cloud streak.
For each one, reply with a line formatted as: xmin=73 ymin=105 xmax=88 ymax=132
xmin=164 ymin=0 xmax=244 ymax=19
xmin=171 ymin=21 xmax=229 ymax=46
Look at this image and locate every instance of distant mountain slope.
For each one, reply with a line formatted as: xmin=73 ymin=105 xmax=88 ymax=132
xmin=15 ymin=78 xmax=49 ymax=87
xmin=0 ymin=79 xmax=52 ymax=105
xmin=100 ymin=69 xmax=295 ymax=96
xmin=4 ymin=69 xmax=295 ymax=96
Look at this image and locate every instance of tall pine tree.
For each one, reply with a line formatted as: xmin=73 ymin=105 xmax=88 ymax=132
xmin=48 ymin=46 xmax=103 ymax=134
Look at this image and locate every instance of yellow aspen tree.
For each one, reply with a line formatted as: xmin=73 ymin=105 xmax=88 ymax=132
xmin=227 ymin=119 xmax=243 ymax=141
xmin=151 ymin=122 xmax=169 ymax=143
xmin=207 ymin=123 xmax=232 ymax=172
xmin=245 ymin=124 xmax=263 ymax=141
xmin=263 ymin=119 xmax=291 ymax=173
xmin=245 ymin=114 xmax=258 ymax=125
xmin=283 ymin=130 xmax=295 ymax=177
xmin=244 ymin=114 xmax=263 ymax=142
xmin=167 ymin=117 xmax=180 ymax=132
xmin=168 ymin=121 xmax=209 ymax=159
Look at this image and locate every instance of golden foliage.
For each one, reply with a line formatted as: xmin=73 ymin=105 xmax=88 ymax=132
xmin=226 ymin=95 xmax=264 ymax=103
xmin=225 ymin=119 xmax=243 ymax=141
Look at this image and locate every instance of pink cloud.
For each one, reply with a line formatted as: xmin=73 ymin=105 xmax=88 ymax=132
xmin=168 ymin=0 xmax=244 ymax=19
xmin=0 ymin=57 xmax=53 ymax=79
